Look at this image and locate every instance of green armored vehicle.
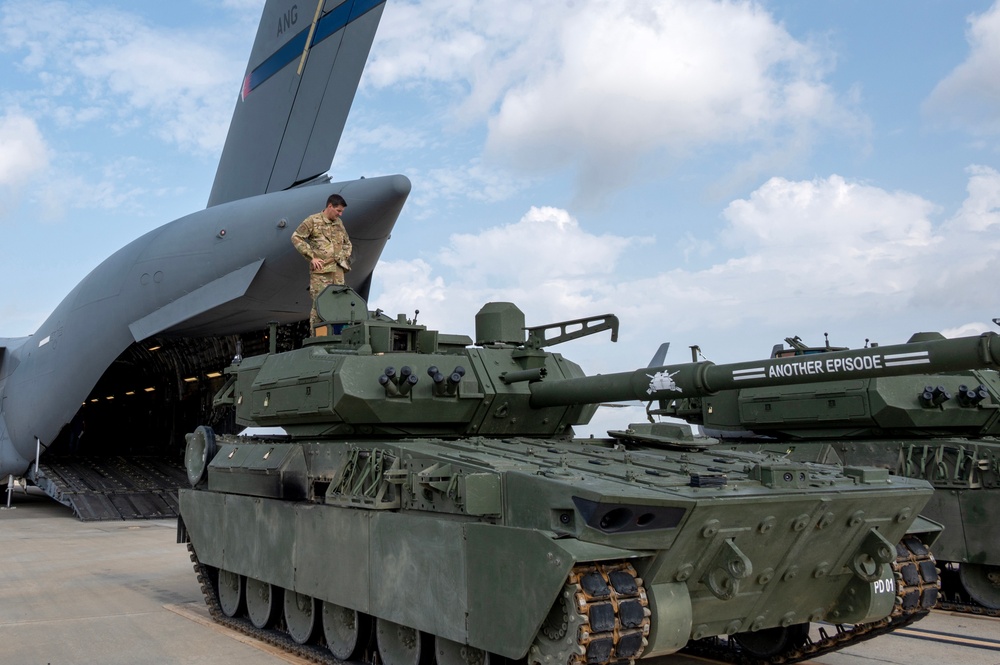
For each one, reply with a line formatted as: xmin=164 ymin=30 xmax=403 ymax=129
xmin=177 ymin=286 xmax=990 ymax=665
xmin=664 ymin=333 xmax=1000 ymax=611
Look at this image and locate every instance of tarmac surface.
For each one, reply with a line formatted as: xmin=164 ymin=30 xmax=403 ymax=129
xmin=2 ymin=486 xmax=998 ymax=665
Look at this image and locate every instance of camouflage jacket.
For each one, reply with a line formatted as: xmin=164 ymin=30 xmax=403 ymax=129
xmin=291 ymin=212 xmax=353 ymax=274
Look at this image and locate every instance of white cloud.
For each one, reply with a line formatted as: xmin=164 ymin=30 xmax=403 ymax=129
xmin=367 ymin=0 xmax=506 ymax=88
xmin=0 ymin=110 xmax=48 ymax=186
xmin=634 ymin=174 xmax=949 ymax=336
xmin=0 ymin=1 xmax=247 ymax=154
xmin=374 ymin=167 xmax=1000 ymax=373
xmin=0 ymin=1 xmax=258 ymax=224
xmin=371 ymin=206 xmax=646 ymax=338
xmin=720 ymin=174 xmax=939 ymax=284
xmin=440 ymin=205 xmax=640 ymax=285
xmin=34 ymin=157 xmax=153 ymax=221
xmin=947 ymin=164 xmax=1000 ymax=231
xmin=924 ymin=2 xmax=1000 ymax=137
xmin=371 ymin=258 xmax=449 ymax=310
xmin=0 ymin=110 xmax=49 ymax=218
xmin=369 ymin=0 xmax=863 ymax=199
xmin=340 ymin=124 xmax=431 ymax=156
xmin=414 ymin=162 xmax=527 ymax=208
xmin=908 ymin=164 xmax=1000 ymax=310
xmin=78 ymin=38 xmax=236 ymax=152
xmin=942 ymin=321 xmax=993 ymax=338
xmin=334 ymin=137 xmax=525 ymax=211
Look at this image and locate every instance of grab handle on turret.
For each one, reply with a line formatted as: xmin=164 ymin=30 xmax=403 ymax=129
xmin=524 ymin=314 xmax=619 ymax=349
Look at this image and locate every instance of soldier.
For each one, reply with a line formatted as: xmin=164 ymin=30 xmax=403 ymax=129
xmin=291 ymin=194 xmax=353 ymax=327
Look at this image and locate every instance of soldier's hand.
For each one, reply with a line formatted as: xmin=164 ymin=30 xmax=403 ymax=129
xmin=310 ymin=258 xmax=325 ymax=271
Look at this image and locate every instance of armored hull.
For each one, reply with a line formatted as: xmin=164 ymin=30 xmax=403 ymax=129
xmin=178 ymin=287 xmax=981 ymax=664
xmin=181 ymin=428 xmax=937 ymax=664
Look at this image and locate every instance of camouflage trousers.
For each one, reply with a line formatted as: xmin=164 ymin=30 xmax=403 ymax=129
xmin=309 ymin=270 xmax=346 ymax=326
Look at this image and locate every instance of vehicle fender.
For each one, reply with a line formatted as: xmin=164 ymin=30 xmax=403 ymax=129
xmin=644 ymin=581 xmax=693 ymax=657
xmin=905 ymin=514 xmax=944 ymax=549
xmin=828 ymin=563 xmax=897 ymax=624
xmin=466 ymin=528 xmax=641 ymax=659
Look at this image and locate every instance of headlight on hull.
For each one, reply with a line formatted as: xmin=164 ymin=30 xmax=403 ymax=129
xmin=573 ymin=497 xmax=686 ymax=533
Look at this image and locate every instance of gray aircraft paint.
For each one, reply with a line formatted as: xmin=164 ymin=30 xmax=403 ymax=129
xmin=0 ymin=0 xmax=408 ymax=478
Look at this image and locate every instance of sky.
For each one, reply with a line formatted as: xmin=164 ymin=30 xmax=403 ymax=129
xmin=2 ymin=0 xmax=1000 ymax=435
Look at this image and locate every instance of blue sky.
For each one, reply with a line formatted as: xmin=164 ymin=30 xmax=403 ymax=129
xmin=2 ymin=0 xmax=1000 ymax=433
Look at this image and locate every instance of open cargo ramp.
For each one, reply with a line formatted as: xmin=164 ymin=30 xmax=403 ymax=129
xmin=32 ymin=456 xmax=186 ymax=520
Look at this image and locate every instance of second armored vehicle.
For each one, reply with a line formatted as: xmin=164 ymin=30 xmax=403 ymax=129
xmin=176 ymin=287 xmax=984 ymax=664
xmin=664 ymin=333 xmax=1000 ymax=611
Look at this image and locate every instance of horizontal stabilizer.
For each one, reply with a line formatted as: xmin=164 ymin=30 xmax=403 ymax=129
xmin=208 ymin=0 xmax=387 ymax=207
xmin=128 ymin=260 xmax=264 ymax=341
xmin=0 ymin=337 xmax=28 ymax=381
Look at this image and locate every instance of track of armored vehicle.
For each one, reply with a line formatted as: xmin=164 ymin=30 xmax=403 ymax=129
xmin=175 ymin=286 xmax=1000 ymax=665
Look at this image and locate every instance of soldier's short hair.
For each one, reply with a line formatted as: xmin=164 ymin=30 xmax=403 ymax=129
xmin=326 ymin=194 xmax=347 ymax=208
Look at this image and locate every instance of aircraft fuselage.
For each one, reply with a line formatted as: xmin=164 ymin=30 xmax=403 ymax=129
xmin=0 ymin=174 xmax=410 ymax=477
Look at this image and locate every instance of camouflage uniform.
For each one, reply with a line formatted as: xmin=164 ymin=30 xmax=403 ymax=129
xmin=291 ymin=212 xmax=353 ymax=326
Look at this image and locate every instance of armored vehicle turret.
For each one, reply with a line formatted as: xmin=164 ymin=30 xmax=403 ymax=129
xmin=662 ymin=332 xmax=1000 ymax=611
xmin=178 ymin=286 xmax=1000 ymax=664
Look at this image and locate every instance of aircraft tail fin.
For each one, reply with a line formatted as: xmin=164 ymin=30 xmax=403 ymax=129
xmin=208 ymin=0 xmax=387 ymax=208
xmin=647 ymin=343 xmax=670 ymax=368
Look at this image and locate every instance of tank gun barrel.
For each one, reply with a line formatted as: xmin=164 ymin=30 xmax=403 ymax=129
xmin=529 ymin=332 xmax=1000 ymax=408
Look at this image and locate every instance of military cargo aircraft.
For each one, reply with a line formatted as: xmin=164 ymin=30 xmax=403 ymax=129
xmin=0 ymin=0 xmax=409 ymax=519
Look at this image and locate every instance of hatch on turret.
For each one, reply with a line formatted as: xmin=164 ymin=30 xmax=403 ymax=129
xmin=313 ymin=284 xmax=369 ymax=336
xmin=309 ymin=285 xmax=468 ymax=354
